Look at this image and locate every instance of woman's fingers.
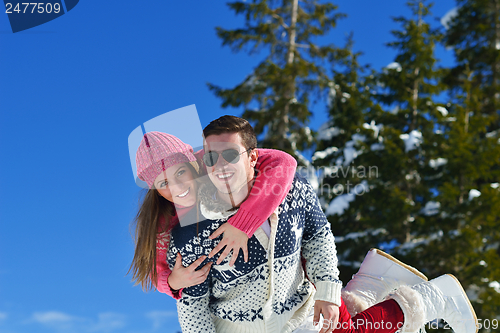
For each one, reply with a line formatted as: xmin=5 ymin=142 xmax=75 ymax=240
xmin=199 ymin=262 xmax=212 ymax=277
xmin=208 ymin=240 xmax=227 ymax=258
xmin=193 ymin=262 xmax=212 ymax=284
xmin=243 ymin=245 xmax=249 ymax=263
xmin=174 ymin=253 xmax=182 ymax=267
xmin=313 ymin=305 xmax=320 ymax=327
xmin=187 ymin=255 xmax=207 ymax=271
xmin=200 ymin=261 xmax=212 ymax=273
xmin=209 ymin=224 xmax=226 ymax=240
xmin=229 ymin=247 xmax=240 ymax=266
xmin=216 ymin=246 xmax=232 ymax=265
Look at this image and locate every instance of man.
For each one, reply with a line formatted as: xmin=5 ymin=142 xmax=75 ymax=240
xmin=167 ymin=115 xmax=341 ymax=333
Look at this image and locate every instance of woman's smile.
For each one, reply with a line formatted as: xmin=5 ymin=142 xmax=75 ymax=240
xmin=154 ymin=163 xmax=198 ymax=208
xmin=176 ymin=187 xmax=190 ymax=198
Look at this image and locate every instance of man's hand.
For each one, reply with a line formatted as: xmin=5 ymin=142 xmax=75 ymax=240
xmin=313 ymin=300 xmax=340 ymax=333
xmin=208 ymin=223 xmax=249 ymax=266
xmin=166 ymin=254 xmax=212 ymax=290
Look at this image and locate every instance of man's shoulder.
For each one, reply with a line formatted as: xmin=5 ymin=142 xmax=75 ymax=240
xmin=287 ymin=172 xmax=315 ymax=196
xmin=292 ymin=172 xmax=310 ymax=184
xmin=278 ymin=173 xmax=320 ymax=213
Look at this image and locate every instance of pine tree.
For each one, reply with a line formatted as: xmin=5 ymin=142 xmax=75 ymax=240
xmin=312 ymin=36 xmax=380 ymax=280
xmin=314 ymin=0 xmax=446 ymax=285
xmin=419 ymin=0 xmax=500 ymax=324
xmin=444 ymin=0 xmax=500 ymax=129
xmin=422 ymin=72 xmax=500 ymax=328
xmin=208 ymin=0 xmax=348 ymax=162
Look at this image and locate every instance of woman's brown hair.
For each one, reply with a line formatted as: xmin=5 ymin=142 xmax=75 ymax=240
xmin=128 ymin=162 xmax=199 ymax=291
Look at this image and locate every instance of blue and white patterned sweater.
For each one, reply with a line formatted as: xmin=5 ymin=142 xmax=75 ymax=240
xmin=167 ymin=174 xmax=342 ymax=333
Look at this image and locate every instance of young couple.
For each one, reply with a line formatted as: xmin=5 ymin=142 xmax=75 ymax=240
xmin=130 ymin=115 xmax=477 ymax=333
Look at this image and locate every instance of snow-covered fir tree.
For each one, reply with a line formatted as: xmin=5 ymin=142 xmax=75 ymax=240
xmin=312 ymin=35 xmax=382 ymax=281
xmin=423 ymin=0 xmax=500 ymax=323
xmin=314 ymin=0 xmax=448 ymax=288
xmin=443 ymin=0 xmax=500 ymax=131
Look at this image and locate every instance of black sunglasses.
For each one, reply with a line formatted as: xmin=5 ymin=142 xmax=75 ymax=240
xmin=202 ymin=148 xmax=253 ymax=167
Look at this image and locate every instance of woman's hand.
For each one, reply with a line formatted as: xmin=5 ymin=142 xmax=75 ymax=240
xmin=166 ymin=253 xmax=212 ymax=290
xmin=314 ymin=300 xmax=340 ymax=333
xmin=208 ymin=223 xmax=249 ymax=266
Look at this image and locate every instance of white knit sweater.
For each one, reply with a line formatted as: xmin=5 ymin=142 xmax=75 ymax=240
xmin=167 ymin=175 xmax=342 ymax=333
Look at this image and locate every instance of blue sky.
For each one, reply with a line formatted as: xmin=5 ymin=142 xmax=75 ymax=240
xmin=0 ymin=1 xmax=455 ymax=332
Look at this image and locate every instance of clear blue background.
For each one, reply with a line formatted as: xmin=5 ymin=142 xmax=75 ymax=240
xmin=0 ymin=1 xmax=454 ymax=332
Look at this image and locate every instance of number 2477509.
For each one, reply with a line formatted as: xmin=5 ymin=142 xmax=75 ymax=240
xmin=5 ymin=3 xmax=61 ymax=14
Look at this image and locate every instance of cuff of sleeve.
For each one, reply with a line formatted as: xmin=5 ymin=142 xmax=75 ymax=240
xmin=155 ymin=271 xmax=184 ymax=300
xmin=156 ymin=283 xmax=183 ymax=300
xmin=314 ymin=281 xmax=342 ymax=307
xmin=227 ymin=209 xmax=262 ymax=237
xmin=171 ymin=287 xmax=183 ymax=300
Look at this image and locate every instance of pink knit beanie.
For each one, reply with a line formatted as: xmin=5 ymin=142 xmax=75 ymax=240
xmin=135 ymin=132 xmax=197 ymax=189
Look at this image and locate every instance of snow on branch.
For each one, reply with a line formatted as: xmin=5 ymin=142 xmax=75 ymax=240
xmin=384 ymin=62 xmax=402 ymax=72
xmin=441 ymin=7 xmax=458 ymax=30
xmin=429 ymin=158 xmax=447 ymax=169
xmin=421 ymin=201 xmax=441 ymax=216
xmin=468 ymin=189 xmax=481 ymax=201
xmin=400 ymin=130 xmax=423 ymax=152
xmin=335 ymin=228 xmax=386 ymax=243
xmin=325 ymin=180 xmax=369 ymax=216
xmin=312 ymin=147 xmax=338 ymax=161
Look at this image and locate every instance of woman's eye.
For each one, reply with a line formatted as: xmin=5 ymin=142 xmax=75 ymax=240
xmin=160 ymin=181 xmax=168 ymax=188
xmin=176 ymin=169 xmax=186 ymax=177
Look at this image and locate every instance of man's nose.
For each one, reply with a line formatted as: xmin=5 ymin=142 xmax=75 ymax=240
xmin=213 ymin=153 xmax=229 ymax=169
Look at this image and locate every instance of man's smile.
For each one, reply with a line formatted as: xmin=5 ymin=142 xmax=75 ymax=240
xmin=215 ymin=172 xmax=235 ymax=181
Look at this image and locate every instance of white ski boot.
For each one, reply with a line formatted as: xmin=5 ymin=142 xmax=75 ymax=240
xmin=387 ymin=274 xmax=478 ymax=333
xmin=342 ymin=248 xmax=428 ymax=317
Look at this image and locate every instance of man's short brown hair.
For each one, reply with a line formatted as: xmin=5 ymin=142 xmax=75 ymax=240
xmin=203 ymin=115 xmax=257 ymax=150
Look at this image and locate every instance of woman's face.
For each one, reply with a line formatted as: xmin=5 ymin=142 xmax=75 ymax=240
xmin=153 ymin=163 xmax=197 ymax=208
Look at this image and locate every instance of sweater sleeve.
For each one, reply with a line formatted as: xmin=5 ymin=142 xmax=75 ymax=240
xmin=176 ymin=283 xmax=215 ymax=333
xmin=299 ymin=177 xmax=343 ymax=307
xmin=228 ymin=148 xmax=297 ymax=237
xmin=167 ymin=232 xmax=216 ymax=333
xmin=153 ymin=216 xmax=183 ymax=299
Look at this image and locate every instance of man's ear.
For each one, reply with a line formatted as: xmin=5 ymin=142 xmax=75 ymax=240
xmin=249 ymin=148 xmax=258 ymax=168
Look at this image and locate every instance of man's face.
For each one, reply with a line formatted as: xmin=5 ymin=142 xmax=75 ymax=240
xmin=203 ymin=132 xmax=258 ymax=196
